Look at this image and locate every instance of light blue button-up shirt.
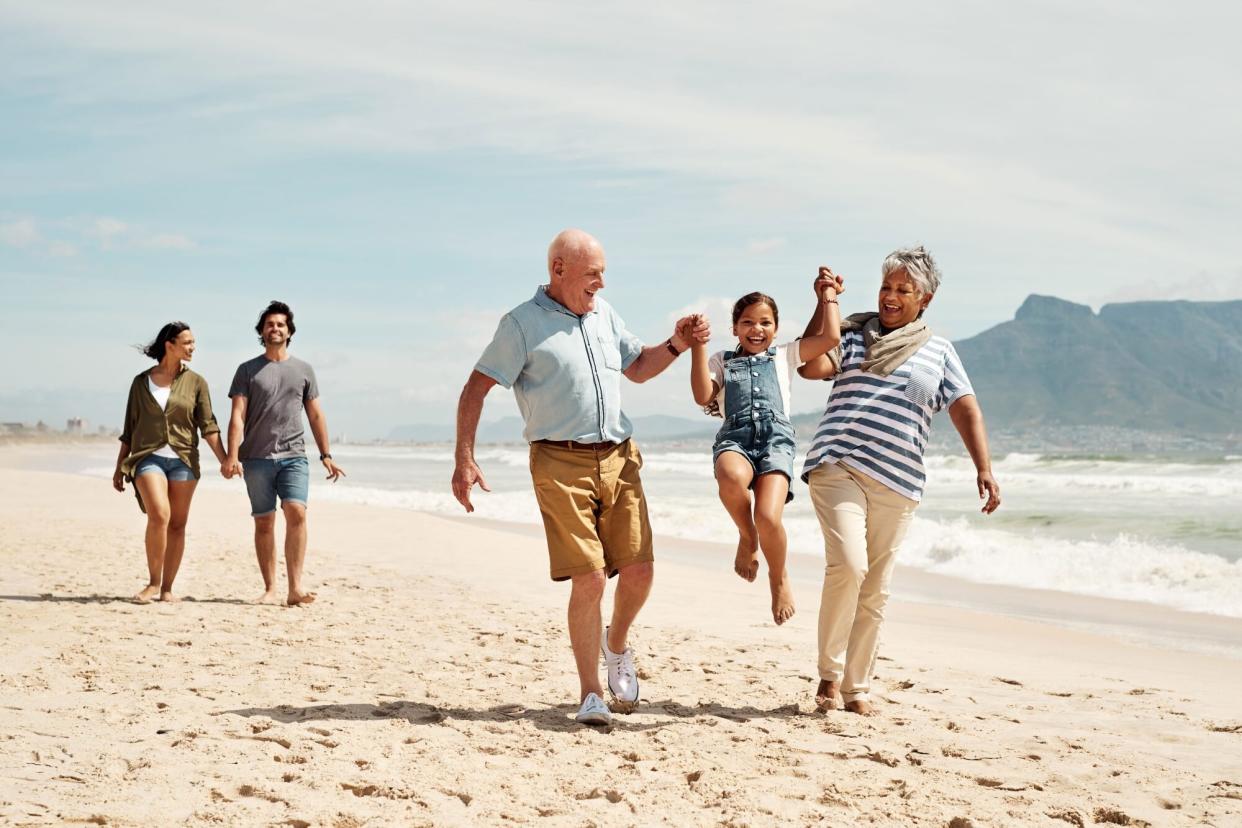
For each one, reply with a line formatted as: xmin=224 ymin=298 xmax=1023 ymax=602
xmin=475 ymin=286 xmax=645 ymax=444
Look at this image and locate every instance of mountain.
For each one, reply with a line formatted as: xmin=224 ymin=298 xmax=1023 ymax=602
xmin=953 ymin=295 xmax=1242 ymax=434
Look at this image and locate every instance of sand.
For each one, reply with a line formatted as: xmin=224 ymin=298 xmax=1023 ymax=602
xmin=1 ymin=461 xmax=1240 ymax=826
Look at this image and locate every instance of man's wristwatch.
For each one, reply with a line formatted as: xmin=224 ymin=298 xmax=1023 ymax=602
xmin=320 ymin=453 xmax=332 ymax=461
xmin=665 ymin=338 xmax=682 ymax=357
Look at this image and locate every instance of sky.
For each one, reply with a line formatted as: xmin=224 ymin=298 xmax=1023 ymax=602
xmin=2 ymin=1 xmax=1241 ymax=439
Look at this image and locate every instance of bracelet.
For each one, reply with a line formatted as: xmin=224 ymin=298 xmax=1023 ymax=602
xmin=665 ymin=339 xmax=682 ymax=357
xmin=821 ymin=298 xmax=839 ymax=304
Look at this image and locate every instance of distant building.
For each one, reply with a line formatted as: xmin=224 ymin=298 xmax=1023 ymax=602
xmin=67 ymin=417 xmax=87 ymax=434
xmin=0 ymin=422 xmax=26 ymax=435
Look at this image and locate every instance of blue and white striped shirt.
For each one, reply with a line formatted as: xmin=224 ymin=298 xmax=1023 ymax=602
xmin=800 ymin=330 xmax=974 ymax=501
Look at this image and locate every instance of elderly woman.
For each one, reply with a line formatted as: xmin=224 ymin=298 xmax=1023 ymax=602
xmin=113 ymin=322 xmax=228 ymax=603
xmin=798 ymin=247 xmax=1001 ymax=715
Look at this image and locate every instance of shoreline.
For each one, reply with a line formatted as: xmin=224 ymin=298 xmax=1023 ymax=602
xmin=3 ymin=466 xmax=1241 ymax=825
xmin=4 ymin=438 xmax=1240 ymax=660
xmin=398 ymin=510 xmax=1242 ymax=662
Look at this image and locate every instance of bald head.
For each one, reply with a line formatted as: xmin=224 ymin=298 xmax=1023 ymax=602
xmin=545 ymin=228 xmax=607 ymax=315
xmin=547 ymin=228 xmax=603 ymax=274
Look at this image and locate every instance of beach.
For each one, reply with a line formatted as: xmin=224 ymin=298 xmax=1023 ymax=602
xmin=1 ymin=456 xmax=1241 ymax=827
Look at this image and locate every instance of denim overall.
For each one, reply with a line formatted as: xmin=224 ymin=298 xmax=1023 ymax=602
xmin=712 ymin=346 xmax=797 ymax=501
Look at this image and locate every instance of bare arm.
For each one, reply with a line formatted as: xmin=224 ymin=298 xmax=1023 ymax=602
xmin=798 ymin=271 xmax=843 ymax=362
xmin=112 ymin=441 xmax=129 ymax=492
xmin=947 ymin=394 xmax=1001 ymax=514
xmin=799 ymin=266 xmax=845 ymax=377
xmin=623 ymin=315 xmax=709 ymax=384
xmin=452 ymin=370 xmax=498 ymax=512
xmin=223 ymin=395 xmax=246 ymax=477
xmin=306 ymin=397 xmax=345 ymax=481
xmin=203 ymin=432 xmax=227 ymax=466
xmin=689 ymin=341 xmax=718 ymax=406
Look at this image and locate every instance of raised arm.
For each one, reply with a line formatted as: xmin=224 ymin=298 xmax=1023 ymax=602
xmin=948 ymin=394 xmax=1001 ymax=514
xmin=689 ymin=317 xmax=718 ymax=406
xmin=451 ymin=370 xmax=499 ymax=512
xmin=798 ymin=268 xmax=843 ymax=363
xmin=623 ymin=315 xmax=708 ymax=384
xmin=799 ymin=266 xmax=845 ymax=378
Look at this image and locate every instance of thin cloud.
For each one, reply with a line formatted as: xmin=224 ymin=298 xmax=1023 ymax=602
xmin=79 ymin=216 xmax=199 ymax=252
xmin=744 ymin=238 xmax=787 ymax=256
xmin=0 ymin=218 xmax=40 ymax=248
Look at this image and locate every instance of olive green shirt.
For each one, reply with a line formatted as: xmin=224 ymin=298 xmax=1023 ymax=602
xmin=119 ymin=367 xmax=220 ymax=507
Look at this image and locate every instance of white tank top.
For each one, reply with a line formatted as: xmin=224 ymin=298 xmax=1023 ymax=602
xmin=148 ymin=376 xmax=180 ymax=459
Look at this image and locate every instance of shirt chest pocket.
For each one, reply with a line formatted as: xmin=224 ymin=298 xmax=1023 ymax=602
xmin=904 ymin=365 xmax=940 ymax=406
xmin=597 ymin=332 xmax=623 ymax=370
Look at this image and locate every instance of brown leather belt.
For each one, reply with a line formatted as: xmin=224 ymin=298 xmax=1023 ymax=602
xmin=533 ymin=438 xmax=623 ymax=452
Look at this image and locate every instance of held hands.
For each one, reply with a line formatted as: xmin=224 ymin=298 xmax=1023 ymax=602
xmin=221 ymin=458 xmax=243 ymax=479
xmin=816 ymin=266 xmax=845 ymax=301
xmin=451 ymin=458 xmax=490 ymax=513
xmin=674 ymin=313 xmax=712 ymax=351
xmin=323 ymin=457 xmax=346 ymax=482
xmin=977 ymin=471 xmax=1002 ymax=514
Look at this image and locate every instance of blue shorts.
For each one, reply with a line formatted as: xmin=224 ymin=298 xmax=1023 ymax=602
xmin=134 ymin=453 xmax=195 ymax=482
xmin=713 ymin=415 xmax=796 ymax=503
xmin=242 ymin=456 xmax=310 ymax=516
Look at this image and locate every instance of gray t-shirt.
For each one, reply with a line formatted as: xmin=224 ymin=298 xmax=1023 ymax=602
xmin=228 ymin=355 xmax=320 ymax=460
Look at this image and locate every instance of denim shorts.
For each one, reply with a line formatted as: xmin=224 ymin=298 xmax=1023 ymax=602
xmin=134 ymin=453 xmax=195 ymax=482
xmin=713 ymin=415 xmax=796 ymax=502
xmin=242 ymin=456 xmax=310 ymax=516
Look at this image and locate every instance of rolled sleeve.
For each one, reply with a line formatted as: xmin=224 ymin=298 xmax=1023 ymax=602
xmin=612 ymin=309 xmax=643 ymax=370
xmin=475 ymin=314 xmax=527 ymax=389
xmin=119 ymin=381 xmax=138 ymax=445
xmin=194 ymin=381 xmax=221 ymax=438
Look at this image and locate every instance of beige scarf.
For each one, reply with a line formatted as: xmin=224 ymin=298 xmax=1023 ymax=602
xmin=825 ymin=312 xmax=932 ymax=377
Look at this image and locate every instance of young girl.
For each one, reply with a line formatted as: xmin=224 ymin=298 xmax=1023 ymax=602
xmin=689 ymin=269 xmax=843 ymax=624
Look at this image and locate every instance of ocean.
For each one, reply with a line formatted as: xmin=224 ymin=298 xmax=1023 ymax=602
xmin=69 ymin=441 xmax=1242 ymax=621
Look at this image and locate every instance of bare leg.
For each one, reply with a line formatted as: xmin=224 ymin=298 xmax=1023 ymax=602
xmin=607 ymin=561 xmax=653 ymax=653
xmin=133 ymin=473 xmax=170 ymax=603
xmin=282 ymin=502 xmax=315 ymax=606
xmin=160 ymin=479 xmax=198 ymax=602
xmin=714 ymin=452 xmax=759 ymax=582
xmin=754 ymin=472 xmax=794 ymax=625
xmin=568 ymin=570 xmax=606 ymax=701
xmin=253 ymin=513 xmax=281 ymax=604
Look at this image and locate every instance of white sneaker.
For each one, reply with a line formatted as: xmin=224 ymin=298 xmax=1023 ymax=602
xmin=602 ymin=626 xmax=640 ymax=709
xmin=575 ymin=692 xmax=612 ymax=726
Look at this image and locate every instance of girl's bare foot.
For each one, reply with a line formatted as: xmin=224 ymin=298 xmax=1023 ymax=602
xmin=769 ymin=574 xmax=795 ymax=625
xmin=158 ymin=590 xmax=180 ymax=603
xmin=733 ymin=532 xmax=759 ymax=582
xmin=845 ymin=699 xmax=877 ymax=716
xmin=134 ymin=585 xmax=160 ymax=604
xmin=815 ymin=679 xmax=843 ymax=711
xmin=286 ymin=591 xmax=316 ymax=607
xmin=254 ymin=590 xmax=282 ymax=605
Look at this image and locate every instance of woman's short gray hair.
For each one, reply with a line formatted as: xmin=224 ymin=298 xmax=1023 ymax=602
xmin=882 ymin=246 xmax=941 ymax=295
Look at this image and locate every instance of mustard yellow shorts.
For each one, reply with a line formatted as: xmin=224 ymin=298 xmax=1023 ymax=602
xmin=529 ymin=439 xmax=655 ymax=581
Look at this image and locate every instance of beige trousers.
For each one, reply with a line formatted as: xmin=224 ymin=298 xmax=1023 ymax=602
xmin=807 ymin=462 xmax=918 ymax=702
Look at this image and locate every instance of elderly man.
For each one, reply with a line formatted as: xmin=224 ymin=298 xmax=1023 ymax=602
xmin=452 ymin=228 xmax=707 ymax=727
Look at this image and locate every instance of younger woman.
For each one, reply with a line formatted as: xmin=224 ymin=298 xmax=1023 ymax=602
xmin=113 ymin=322 xmax=227 ymax=603
xmin=689 ymin=269 xmax=843 ymax=624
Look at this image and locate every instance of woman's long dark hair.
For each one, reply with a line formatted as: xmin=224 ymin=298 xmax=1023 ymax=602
xmin=140 ymin=321 xmax=190 ymax=361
